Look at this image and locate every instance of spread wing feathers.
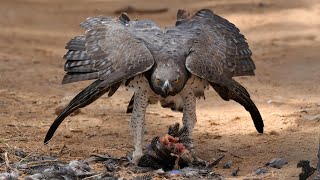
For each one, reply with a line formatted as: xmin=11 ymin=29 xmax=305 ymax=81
xmin=209 ymin=78 xmax=264 ymax=133
xmin=46 ymin=14 xmax=156 ymax=143
xmin=176 ymin=9 xmax=263 ymax=133
xmin=235 ymin=58 xmax=256 ymax=76
xmin=62 ymin=13 xmax=154 ymax=86
xmin=177 ymin=9 xmax=255 ymax=77
xmin=63 ymin=36 xmax=96 ymax=74
xmin=45 ymin=80 xmax=121 ymax=143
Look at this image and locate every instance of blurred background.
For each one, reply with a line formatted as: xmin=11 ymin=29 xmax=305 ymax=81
xmin=0 ymin=0 xmax=319 ymax=178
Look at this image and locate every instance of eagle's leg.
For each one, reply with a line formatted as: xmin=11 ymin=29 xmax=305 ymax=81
xmin=180 ymin=88 xmax=197 ymax=149
xmin=130 ymin=90 xmax=149 ymax=164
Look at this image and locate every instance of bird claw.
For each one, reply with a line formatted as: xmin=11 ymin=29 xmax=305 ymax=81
xmin=126 ymin=151 xmax=143 ymax=165
xmin=130 ymin=152 xmax=144 ymax=166
xmin=131 ymin=158 xmax=140 ymax=165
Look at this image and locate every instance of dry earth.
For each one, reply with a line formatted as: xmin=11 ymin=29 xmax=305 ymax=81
xmin=0 ymin=0 xmax=320 ymax=179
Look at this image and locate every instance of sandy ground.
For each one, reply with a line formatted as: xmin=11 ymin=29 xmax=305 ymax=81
xmin=0 ymin=0 xmax=320 ymax=179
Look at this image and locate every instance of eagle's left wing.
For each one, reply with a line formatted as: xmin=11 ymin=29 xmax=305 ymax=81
xmin=173 ymin=9 xmax=264 ymax=133
xmin=175 ymin=9 xmax=255 ymax=78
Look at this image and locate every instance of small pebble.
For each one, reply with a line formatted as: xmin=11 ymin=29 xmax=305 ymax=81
xmin=223 ymin=160 xmax=232 ymax=169
xmin=303 ymin=114 xmax=320 ymax=121
xmin=231 ymin=167 xmax=240 ymax=176
xmin=255 ymin=168 xmax=268 ymax=175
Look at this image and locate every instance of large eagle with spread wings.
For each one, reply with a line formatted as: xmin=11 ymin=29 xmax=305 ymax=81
xmin=44 ymin=9 xmax=264 ymax=163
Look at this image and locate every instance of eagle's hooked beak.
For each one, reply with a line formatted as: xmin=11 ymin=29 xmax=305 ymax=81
xmin=161 ymin=80 xmax=173 ymax=97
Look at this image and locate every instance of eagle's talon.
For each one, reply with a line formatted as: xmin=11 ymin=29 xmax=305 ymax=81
xmin=131 ymin=152 xmax=143 ymax=165
xmin=126 ymin=150 xmax=144 ymax=165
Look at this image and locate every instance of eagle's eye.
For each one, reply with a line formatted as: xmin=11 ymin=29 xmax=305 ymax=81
xmin=172 ymin=78 xmax=179 ymax=84
xmin=156 ymin=78 xmax=161 ymax=85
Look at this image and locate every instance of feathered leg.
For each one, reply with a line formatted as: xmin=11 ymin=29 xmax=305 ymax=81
xmin=179 ymin=88 xmax=206 ymax=164
xmin=130 ymin=90 xmax=149 ymax=164
xmin=180 ymin=88 xmax=197 ymax=148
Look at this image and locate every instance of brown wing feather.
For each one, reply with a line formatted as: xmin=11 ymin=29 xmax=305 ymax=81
xmin=45 ymin=14 xmax=157 ymax=144
xmin=209 ymin=79 xmax=264 ymax=133
xmin=45 ymin=80 xmax=110 ymax=143
xmin=176 ymin=9 xmax=255 ymax=78
xmin=62 ymin=14 xmax=155 ymax=85
xmin=175 ymin=9 xmax=263 ymax=133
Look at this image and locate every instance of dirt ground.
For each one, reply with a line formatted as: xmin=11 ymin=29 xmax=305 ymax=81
xmin=0 ymin=0 xmax=320 ymax=179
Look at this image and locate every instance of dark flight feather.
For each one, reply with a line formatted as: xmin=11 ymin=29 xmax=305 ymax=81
xmin=177 ymin=9 xmax=255 ymax=77
xmin=209 ymin=80 xmax=264 ymax=133
xmin=45 ymin=80 xmax=110 ymax=144
xmin=180 ymin=9 xmax=263 ymax=133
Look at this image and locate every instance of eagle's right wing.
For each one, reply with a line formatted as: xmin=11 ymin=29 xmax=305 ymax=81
xmin=63 ymin=14 xmax=155 ymax=86
xmin=44 ymin=14 xmax=157 ymax=144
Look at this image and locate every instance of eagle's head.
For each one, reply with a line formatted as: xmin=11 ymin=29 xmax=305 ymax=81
xmin=150 ymin=57 xmax=188 ymax=98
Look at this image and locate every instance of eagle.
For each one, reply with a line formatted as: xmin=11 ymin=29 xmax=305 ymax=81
xmin=44 ymin=9 xmax=264 ymax=163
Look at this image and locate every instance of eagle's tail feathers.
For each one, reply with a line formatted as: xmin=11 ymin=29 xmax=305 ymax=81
xmin=44 ymin=80 xmax=110 ymax=144
xmin=210 ymin=81 xmax=264 ymax=133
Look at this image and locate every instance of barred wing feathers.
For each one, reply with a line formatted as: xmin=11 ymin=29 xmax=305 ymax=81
xmin=44 ymin=14 xmax=156 ymax=143
xmin=176 ymin=9 xmax=255 ymax=78
xmin=63 ymin=14 xmax=155 ymax=85
xmin=177 ymin=9 xmax=263 ymax=133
